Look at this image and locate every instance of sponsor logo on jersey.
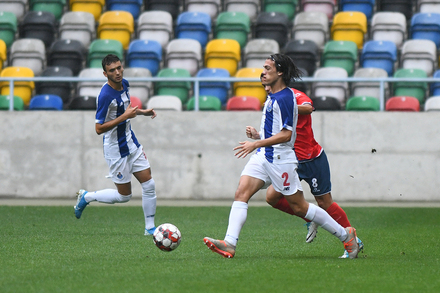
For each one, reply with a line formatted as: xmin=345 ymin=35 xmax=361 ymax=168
xmin=267 ymin=99 xmax=273 ymax=112
xmin=283 ymin=186 xmax=290 ymax=191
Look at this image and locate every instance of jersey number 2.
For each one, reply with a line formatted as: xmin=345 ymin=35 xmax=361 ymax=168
xmin=282 ymin=172 xmax=290 ymax=186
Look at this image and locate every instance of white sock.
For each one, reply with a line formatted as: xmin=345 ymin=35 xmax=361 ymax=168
xmin=84 ymin=189 xmax=132 ymax=204
xmin=305 ymin=203 xmax=347 ymax=241
xmin=142 ymin=179 xmax=157 ymax=230
xmin=224 ymin=201 xmax=248 ymax=247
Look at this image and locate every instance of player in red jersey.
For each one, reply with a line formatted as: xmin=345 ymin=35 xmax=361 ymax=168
xmin=258 ymin=76 xmax=363 ymax=258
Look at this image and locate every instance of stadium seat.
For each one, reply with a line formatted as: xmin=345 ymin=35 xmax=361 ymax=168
xmin=123 ymin=67 xmax=152 ymax=106
xmin=410 ymin=13 xmax=440 ymax=49
xmin=205 ymin=39 xmax=241 ymax=76
xmin=20 ymin=11 xmax=57 ymax=47
xmin=176 ymin=12 xmax=211 ymax=48
xmin=263 ymin=0 xmax=298 ymax=20
xmin=331 ymin=11 xmax=367 ymax=49
xmin=378 ymin=0 xmax=413 ymax=20
xmin=69 ymin=95 xmax=96 ymax=110
xmin=234 ymin=68 xmax=266 ymax=106
xmin=255 ymin=12 xmax=291 ymax=48
xmin=186 ymin=95 xmax=222 ymax=111
xmin=0 ymin=94 xmax=24 ymax=110
xmin=400 ymin=39 xmax=437 ymax=76
xmin=70 ymin=0 xmax=105 ymax=21
xmin=244 ymin=39 xmax=279 ymax=68
xmin=77 ymin=68 xmax=106 ymax=97
xmin=10 ymin=38 xmax=46 ymax=76
xmin=196 ymin=68 xmax=231 ymax=105
xmin=292 ymin=11 xmax=329 ymax=48
xmin=360 ymin=40 xmax=397 ymax=77
xmin=321 ymin=40 xmax=358 ymax=76
xmin=126 ymin=39 xmax=162 ymax=76
xmin=284 ymin=39 xmax=319 ymax=77
xmin=59 ymin=11 xmax=95 ymax=48
xmin=424 ymin=96 xmax=440 ymax=111
xmin=312 ymin=67 xmax=348 ymax=105
xmin=340 ymin=0 xmax=374 ymax=20
xmin=97 ymin=11 xmax=134 ymax=50
xmin=36 ymin=66 xmax=73 ymax=104
xmin=48 ymin=39 xmax=87 ymax=76
xmin=137 ymin=11 xmax=173 ymax=49
xmin=88 ymin=39 xmax=124 ymax=68
xmin=0 ymin=11 xmax=17 ymax=48
xmin=311 ymin=96 xmax=342 ymax=110
xmin=106 ymin=0 xmax=143 ymax=20
xmin=430 ymin=69 xmax=440 ymax=96
xmin=165 ymin=39 xmax=202 ymax=76
xmin=129 ymin=95 xmax=143 ymax=109
xmin=146 ymin=95 xmax=182 ymax=111
xmin=185 ymin=0 xmax=221 ymax=19
xmin=29 ymin=94 xmax=63 ymax=110
xmin=370 ymin=12 xmax=407 ymax=49
xmin=145 ymin=0 xmax=180 ymax=19
xmin=155 ymin=68 xmax=191 ymax=104
xmin=419 ymin=0 xmax=440 ymax=13
xmin=345 ymin=95 xmax=380 ymax=111
xmin=0 ymin=66 xmax=35 ymax=105
xmin=29 ymin=0 xmax=66 ymax=20
xmin=215 ymin=11 xmax=250 ymax=49
xmin=0 ymin=40 xmax=6 ymax=71
xmin=301 ymin=0 xmax=336 ymax=20
xmin=351 ymin=67 xmax=388 ymax=100
xmin=224 ymin=0 xmax=260 ymax=21
xmin=289 ymin=72 xmax=310 ymax=95
xmin=226 ymin=96 xmax=261 ymax=111
xmin=0 ymin=0 xmax=27 ymax=20
xmin=386 ymin=96 xmax=420 ymax=112
xmin=393 ymin=68 xmax=428 ymax=104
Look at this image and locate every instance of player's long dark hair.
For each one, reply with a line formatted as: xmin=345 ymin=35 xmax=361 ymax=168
xmin=268 ymin=54 xmax=303 ymax=85
xmin=102 ymin=54 xmax=121 ymax=71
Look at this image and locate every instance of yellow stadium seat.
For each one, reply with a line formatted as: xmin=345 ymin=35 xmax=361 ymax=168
xmin=0 ymin=66 xmax=35 ymax=105
xmin=0 ymin=40 xmax=6 ymax=71
xmin=233 ymin=68 xmax=266 ymax=105
xmin=98 ymin=11 xmax=134 ymax=49
xmin=205 ymin=39 xmax=241 ymax=76
xmin=331 ymin=11 xmax=367 ymax=49
xmin=70 ymin=0 xmax=105 ymax=21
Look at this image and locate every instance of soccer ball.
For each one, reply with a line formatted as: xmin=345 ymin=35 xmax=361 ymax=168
xmin=153 ymin=223 xmax=182 ymax=252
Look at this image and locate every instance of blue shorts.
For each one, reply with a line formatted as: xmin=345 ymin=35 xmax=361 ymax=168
xmin=297 ymin=150 xmax=331 ymax=196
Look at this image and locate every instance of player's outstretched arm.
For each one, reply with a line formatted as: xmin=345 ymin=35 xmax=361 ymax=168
xmin=234 ymin=129 xmax=292 ymax=158
xmin=137 ymin=108 xmax=157 ymax=119
xmin=96 ymin=102 xmax=138 ymax=135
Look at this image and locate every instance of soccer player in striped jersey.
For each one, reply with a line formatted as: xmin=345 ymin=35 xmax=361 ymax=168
xmin=74 ymin=54 xmax=158 ymax=236
xmin=203 ymin=54 xmax=359 ymax=259
xmin=261 ymin=79 xmax=364 ymax=258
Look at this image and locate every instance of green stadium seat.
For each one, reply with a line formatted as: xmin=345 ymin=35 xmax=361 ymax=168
xmin=30 ymin=0 xmax=67 ymax=20
xmin=186 ymin=95 xmax=222 ymax=111
xmin=393 ymin=68 xmax=428 ymax=105
xmin=322 ymin=40 xmax=358 ymax=76
xmin=345 ymin=96 xmax=380 ymax=111
xmin=155 ymin=68 xmax=191 ymax=104
xmin=0 ymin=11 xmax=17 ymax=48
xmin=0 ymin=94 xmax=24 ymax=110
xmin=263 ymin=0 xmax=298 ymax=20
xmin=215 ymin=11 xmax=250 ymax=48
xmin=88 ymin=39 xmax=124 ymax=68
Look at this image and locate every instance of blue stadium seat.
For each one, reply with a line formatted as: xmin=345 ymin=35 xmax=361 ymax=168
xmin=126 ymin=39 xmax=162 ymax=76
xmin=361 ymin=40 xmax=397 ymax=76
xmin=410 ymin=12 xmax=440 ymax=49
xmin=106 ymin=0 xmax=143 ymax=19
xmin=29 ymin=94 xmax=63 ymax=110
xmin=430 ymin=70 xmax=440 ymax=96
xmin=175 ymin=12 xmax=211 ymax=48
xmin=196 ymin=68 xmax=231 ymax=105
xmin=340 ymin=0 xmax=375 ymax=20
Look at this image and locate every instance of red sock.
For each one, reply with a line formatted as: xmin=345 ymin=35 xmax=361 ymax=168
xmin=273 ymin=197 xmax=310 ymax=222
xmin=326 ymin=202 xmax=351 ymax=228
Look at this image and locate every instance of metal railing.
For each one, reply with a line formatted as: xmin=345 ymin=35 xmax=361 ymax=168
xmin=1 ymin=76 xmax=438 ymax=111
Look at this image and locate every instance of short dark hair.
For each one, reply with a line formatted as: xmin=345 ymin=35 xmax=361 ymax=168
xmin=102 ymin=54 xmax=121 ymax=71
xmin=268 ymin=54 xmax=302 ymax=85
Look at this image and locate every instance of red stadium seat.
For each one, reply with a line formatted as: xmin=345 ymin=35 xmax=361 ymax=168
xmin=130 ymin=96 xmax=143 ymax=109
xmin=226 ymin=96 xmax=261 ymax=111
xmin=385 ymin=96 xmax=420 ymax=112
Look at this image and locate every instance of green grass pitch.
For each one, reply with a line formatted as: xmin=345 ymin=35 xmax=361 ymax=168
xmin=1 ymin=205 xmax=439 ymax=293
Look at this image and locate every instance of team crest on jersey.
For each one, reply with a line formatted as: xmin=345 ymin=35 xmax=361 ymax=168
xmin=266 ymin=99 xmax=273 ymax=112
xmin=116 ymin=172 xmax=123 ymax=179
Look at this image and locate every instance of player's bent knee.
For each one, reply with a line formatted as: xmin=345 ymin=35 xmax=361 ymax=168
xmin=118 ymin=193 xmax=132 ymax=203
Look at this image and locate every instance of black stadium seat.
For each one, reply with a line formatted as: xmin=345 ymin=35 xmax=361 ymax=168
xmin=48 ymin=39 xmax=87 ymax=76
xmin=20 ymin=11 xmax=57 ymax=47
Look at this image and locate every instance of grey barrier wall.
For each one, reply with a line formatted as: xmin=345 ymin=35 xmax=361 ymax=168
xmin=1 ymin=111 xmax=439 ymax=202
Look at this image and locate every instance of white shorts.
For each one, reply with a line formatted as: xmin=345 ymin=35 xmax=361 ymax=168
xmin=106 ymin=146 xmax=150 ymax=184
xmin=241 ymin=153 xmax=302 ymax=196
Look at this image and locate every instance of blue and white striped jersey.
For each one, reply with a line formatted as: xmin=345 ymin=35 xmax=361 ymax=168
xmin=257 ymin=87 xmax=298 ymax=164
xmin=95 ymin=79 xmax=140 ymax=159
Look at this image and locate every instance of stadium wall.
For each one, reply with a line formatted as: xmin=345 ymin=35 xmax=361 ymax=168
xmin=1 ymin=111 xmax=439 ymax=202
